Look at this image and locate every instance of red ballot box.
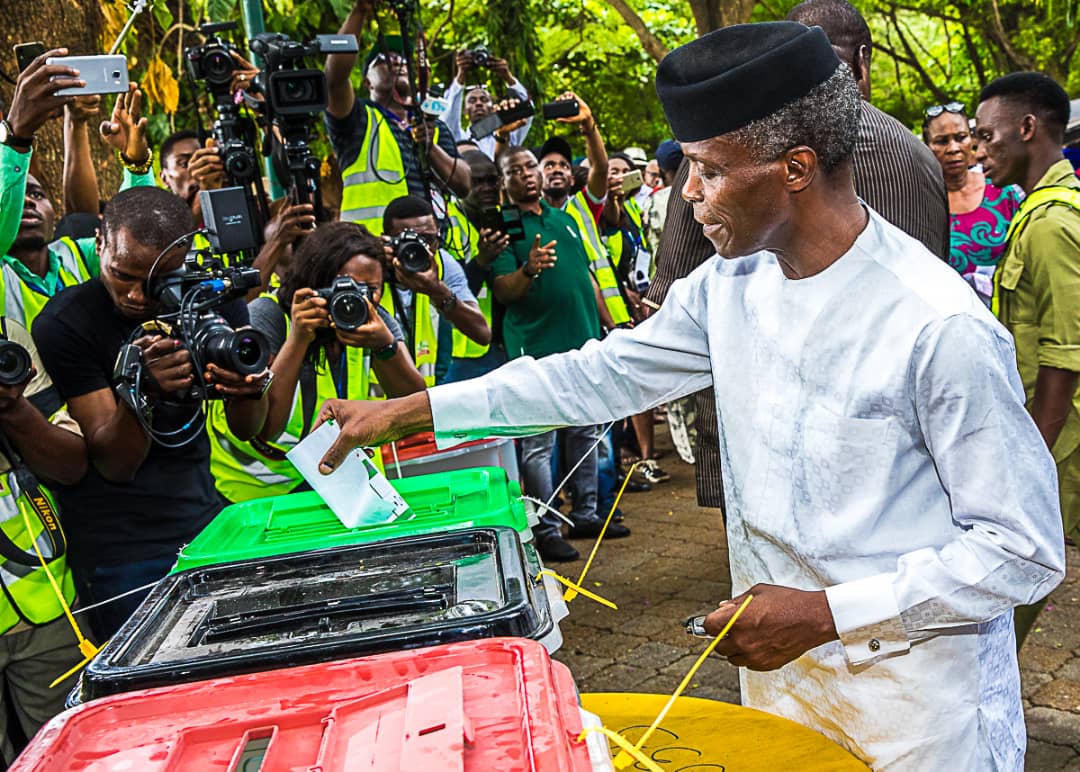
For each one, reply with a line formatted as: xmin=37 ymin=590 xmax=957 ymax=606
xmin=14 ymin=638 xmax=605 ymax=772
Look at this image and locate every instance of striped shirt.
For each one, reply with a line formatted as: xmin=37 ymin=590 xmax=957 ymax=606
xmin=646 ymin=99 xmax=950 ymax=508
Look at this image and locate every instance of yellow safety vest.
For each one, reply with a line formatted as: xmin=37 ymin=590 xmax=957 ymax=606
xmin=209 ymin=295 xmax=380 ymax=503
xmin=444 ymin=200 xmax=493 ymax=360
xmin=377 ymin=251 xmax=443 ymax=388
xmin=339 ymin=103 xmax=439 ymax=236
xmin=992 ymin=185 xmax=1080 ymax=317
xmin=565 ymin=193 xmax=630 ymax=326
xmin=3 ymin=236 xmax=97 ymax=330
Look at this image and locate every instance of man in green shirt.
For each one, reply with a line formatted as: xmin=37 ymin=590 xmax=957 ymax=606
xmin=976 ymin=71 xmax=1080 ymax=647
xmin=492 ymin=146 xmax=629 ymax=562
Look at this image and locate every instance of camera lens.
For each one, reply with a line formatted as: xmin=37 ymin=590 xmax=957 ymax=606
xmin=204 ymin=49 xmax=234 ymax=87
xmin=0 ymin=341 xmax=32 ymax=387
xmin=112 ymin=70 xmax=121 ymax=79
xmin=234 ymin=334 xmax=265 ymax=370
xmin=193 ymin=316 xmax=270 ymax=376
xmin=224 ymin=146 xmax=256 ymax=182
xmin=397 ymin=241 xmax=431 ymax=274
xmin=330 ymin=292 xmax=369 ymax=331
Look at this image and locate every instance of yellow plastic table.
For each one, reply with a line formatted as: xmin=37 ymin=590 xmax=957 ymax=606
xmin=581 ymin=693 xmax=869 ymax=771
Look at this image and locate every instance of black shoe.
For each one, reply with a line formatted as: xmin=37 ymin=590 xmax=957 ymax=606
xmin=536 ymin=535 xmax=580 ymax=562
xmin=616 ymin=475 xmax=652 ymax=493
xmin=566 ymin=520 xmax=631 ymax=540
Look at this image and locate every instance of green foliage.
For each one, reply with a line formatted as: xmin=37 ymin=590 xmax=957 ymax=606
xmin=105 ymin=0 xmax=1076 ymax=161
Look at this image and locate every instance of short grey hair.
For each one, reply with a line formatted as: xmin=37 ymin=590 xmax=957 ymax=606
xmin=726 ymin=64 xmax=861 ymax=174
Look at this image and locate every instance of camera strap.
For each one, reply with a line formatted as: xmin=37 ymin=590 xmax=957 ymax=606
xmin=299 ymin=362 xmax=318 ymax=440
xmin=0 ymin=434 xmax=66 ymax=566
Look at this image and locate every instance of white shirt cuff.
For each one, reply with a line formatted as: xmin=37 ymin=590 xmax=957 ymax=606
xmin=825 ymin=572 xmax=910 ymax=665
xmin=428 ymin=380 xmax=492 ymax=449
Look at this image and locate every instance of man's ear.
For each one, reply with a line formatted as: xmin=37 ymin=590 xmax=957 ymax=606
xmin=1018 ymin=113 xmax=1038 ymax=143
xmin=783 ymin=147 xmax=817 ymax=192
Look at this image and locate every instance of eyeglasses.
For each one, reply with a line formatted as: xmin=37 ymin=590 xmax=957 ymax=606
xmin=924 ymin=102 xmax=965 ymax=119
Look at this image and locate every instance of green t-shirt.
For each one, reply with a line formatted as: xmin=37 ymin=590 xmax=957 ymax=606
xmin=492 ymin=201 xmax=601 ymax=359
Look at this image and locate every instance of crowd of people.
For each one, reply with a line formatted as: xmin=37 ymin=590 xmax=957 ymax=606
xmin=0 ymin=0 xmax=1076 ymax=766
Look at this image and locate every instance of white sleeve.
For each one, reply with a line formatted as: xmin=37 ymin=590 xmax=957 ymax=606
xmin=825 ymin=313 xmax=1066 ymax=665
xmin=428 ymin=263 xmax=716 ymax=447
xmin=443 ymin=79 xmax=468 ymax=142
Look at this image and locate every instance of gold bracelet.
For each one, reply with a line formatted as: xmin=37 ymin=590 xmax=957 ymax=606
xmin=118 ymin=150 xmax=153 ymax=175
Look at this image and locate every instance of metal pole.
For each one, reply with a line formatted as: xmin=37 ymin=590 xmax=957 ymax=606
xmin=239 ymin=0 xmax=286 ymax=200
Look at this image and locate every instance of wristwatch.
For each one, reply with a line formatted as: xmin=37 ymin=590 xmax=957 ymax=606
xmin=436 ymin=290 xmax=459 ymax=315
xmin=373 ymin=339 xmax=398 ymax=361
xmin=0 ymin=120 xmax=33 ymax=152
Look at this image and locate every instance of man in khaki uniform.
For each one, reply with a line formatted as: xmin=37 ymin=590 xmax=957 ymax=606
xmin=976 ymin=71 xmax=1080 ymax=647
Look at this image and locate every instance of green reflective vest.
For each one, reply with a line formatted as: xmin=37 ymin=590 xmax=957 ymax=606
xmin=3 ymin=236 xmax=97 ymax=330
xmin=339 ymin=103 xmax=439 ymax=236
xmin=0 ymin=468 xmax=76 ymax=634
xmin=444 ymin=201 xmax=493 ymax=360
xmin=209 ymin=295 xmax=380 ymax=503
xmin=378 ymin=251 xmax=443 ymax=388
xmin=992 ymin=185 xmax=1080 ymax=317
xmin=564 ymin=192 xmax=629 ymax=326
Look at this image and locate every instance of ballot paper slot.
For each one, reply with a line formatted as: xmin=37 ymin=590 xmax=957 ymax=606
xmin=191 ymin=583 xmax=454 ymax=646
xmin=76 ymin=528 xmax=560 ymax=703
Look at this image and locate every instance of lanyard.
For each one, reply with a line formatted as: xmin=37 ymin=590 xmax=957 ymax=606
xmin=335 ymin=349 xmax=349 ymax=399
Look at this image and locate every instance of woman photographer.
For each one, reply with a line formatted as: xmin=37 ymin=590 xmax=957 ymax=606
xmin=209 ymin=221 xmax=425 ymax=503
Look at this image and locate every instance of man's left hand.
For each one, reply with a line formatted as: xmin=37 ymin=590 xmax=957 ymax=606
xmin=0 ymin=369 xmax=34 ymax=415
xmin=411 ymin=118 xmax=436 ymax=147
xmin=393 ymin=257 xmax=442 ymax=296
xmin=204 ymin=363 xmax=271 ymax=399
xmin=705 ymin=583 xmax=838 ymax=671
xmin=488 ymin=57 xmax=514 ymax=84
xmin=100 ymin=84 xmax=150 ymax=166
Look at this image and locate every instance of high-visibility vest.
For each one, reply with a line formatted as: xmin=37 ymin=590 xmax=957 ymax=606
xmin=992 ymin=185 xmax=1080 ymax=317
xmin=604 ymin=197 xmax=645 ymax=271
xmin=443 ymin=201 xmax=493 ymax=360
xmin=209 ymin=295 xmax=380 ymax=503
xmin=3 ymin=236 xmax=97 ymax=330
xmin=564 ymin=192 xmax=630 ymax=326
xmin=377 ymin=252 xmax=443 ymax=388
xmin=339 ymin=104 xmax=439 ymax=236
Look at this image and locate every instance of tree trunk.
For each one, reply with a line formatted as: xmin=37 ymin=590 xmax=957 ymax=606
xmin=0 ymin=1 xmax=119 ymax=215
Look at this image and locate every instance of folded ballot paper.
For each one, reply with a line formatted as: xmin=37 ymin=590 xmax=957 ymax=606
xmin=286 ymin=420 xmax=410 ymax=528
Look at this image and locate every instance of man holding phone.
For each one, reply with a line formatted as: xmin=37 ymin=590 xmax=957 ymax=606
xmin=444 ymin=49 xmax=533 ymax=161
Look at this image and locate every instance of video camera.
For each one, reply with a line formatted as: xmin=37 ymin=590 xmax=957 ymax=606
xmin=248 ymin=32 xmax=358 ymax=223
xmin=146 ymin=257 xmax=269 ymax=402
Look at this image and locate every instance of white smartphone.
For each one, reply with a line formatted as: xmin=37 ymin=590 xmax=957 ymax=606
xmin=46 ymin=54 xmax=129 ymax=96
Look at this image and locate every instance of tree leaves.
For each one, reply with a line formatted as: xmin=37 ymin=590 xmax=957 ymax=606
xmin=142 ymin=56 xmax=181 ymax=114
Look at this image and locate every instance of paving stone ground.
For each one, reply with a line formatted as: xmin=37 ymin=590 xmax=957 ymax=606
xmin=551 ymin=426 xmax=1080 ymax=770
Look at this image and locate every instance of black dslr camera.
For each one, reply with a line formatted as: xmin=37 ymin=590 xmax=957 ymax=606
xmin=467 ymin=45 xmax=494 ymax=67
xmin=147 ymin=259 xmax=270 ymax=401
xmin=185 ymin=22 xmax=242 ymax=94
xmin=389 ymin=230 xmax=432 ymax=274
xmin=0 ymin=340 xmax=32 ymax=387
xmin=318 ymin=277 xmax=371 ymax=331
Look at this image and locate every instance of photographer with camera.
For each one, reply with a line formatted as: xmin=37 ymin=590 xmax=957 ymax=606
xmin=0 ymin=313 xmax=90 ymax=763
xmin=2 ymin=56 xmax=155 ymax=331
xmin=31 ymin=186 xmax=270 ymax=640
xmin=209 ymin=220 xmax=425 ymax=503
xmin=381 ymin=195 xmax=490 ymax=386
xmin=326 ymin=1 xmax=470 ymax=233
xmin=444 ymin=48 xmax=533 ymax=161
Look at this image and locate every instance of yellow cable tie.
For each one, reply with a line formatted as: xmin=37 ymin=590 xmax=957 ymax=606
xmin=50 ymin=649 xmax=97 ymax=689
xmin=614 ymin=594 xmax=754 ymax=769
xmin=565 ymin=460 xmax=640 ymax=602
xmin=578 ymin=725 xmax=663 ymax=772
xmin=19 ymin=505 xmax=95 ymax=653
xmin=536 ymin=569 xmax=617 ymax=610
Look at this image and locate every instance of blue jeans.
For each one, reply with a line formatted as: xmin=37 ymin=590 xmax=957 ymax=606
xmin=596 ymin=433 xmax=617 ymax=520
xmin=520 ymin=426 xmax=599 ymax=541
xmin=72 ymin=554 xmax=178 ymax=643
xmin=443 ymin=346 xmax=508 ymax=384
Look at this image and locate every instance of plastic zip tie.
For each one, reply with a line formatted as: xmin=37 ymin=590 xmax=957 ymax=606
xmin=519 ymin=495 xmax=574 ymax=527
xmin=18 ymin=504 xmax=100 ymax=687
xmin=565 ymin=460 xmax=639 ymax=603
xmin=613 ymin=594 xmax=754 ymax=769
xmin=578 ymin=725 xmax=663 ymax=772
xmin=536 ymin=569 xmax=617 ymax=610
